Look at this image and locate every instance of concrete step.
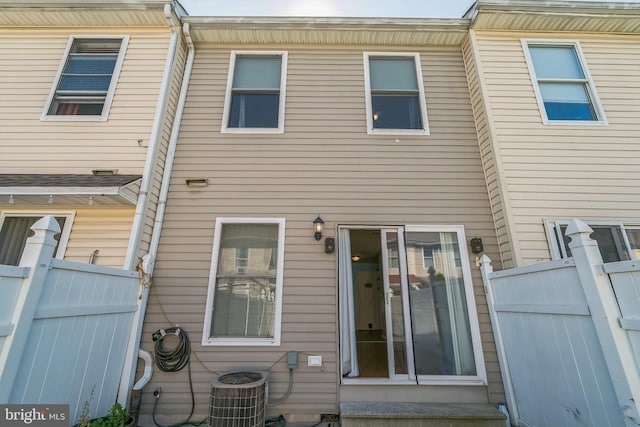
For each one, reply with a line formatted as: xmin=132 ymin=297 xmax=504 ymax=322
xmin=340 ymin=402 xmax=507 ymax=427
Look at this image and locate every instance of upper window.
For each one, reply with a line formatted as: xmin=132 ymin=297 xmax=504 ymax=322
xmin=43 ymin=37 xmax=128 ymax=121
xmin=363 ymin=53 xmax=429 ymax=135
xmin=221 ymin=52 xmax=288 ymax=133
xmin=523 ymin=41 xmax=605 ymax=124
xmin=203 ymin=218 xmax=285 ymax=346
xmin=547 ymin=220 xmax=640 ymax=263
xmin=0 ymin=212 xmax=74 ymax=266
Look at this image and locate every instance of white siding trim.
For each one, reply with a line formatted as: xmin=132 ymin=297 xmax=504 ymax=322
xmin=0 ymin=210 xmax=76 ymax=260
xmin=521 ymin=39 xmax=608 ymax=126
xmin=220 ymin=51 xmax=288 ymax=134
xmin=202 ymin=217 xmax=285 ymax=346
xmin=41 ymin=35 xmax=129 ymax=122
xmin=363 ymin=52 xmax=430 ymax=136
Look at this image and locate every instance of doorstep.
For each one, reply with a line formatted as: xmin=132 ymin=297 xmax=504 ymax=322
xmin=340 ymin=402 xmax=506 ymax=427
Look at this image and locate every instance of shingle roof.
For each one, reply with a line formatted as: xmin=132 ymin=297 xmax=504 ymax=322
xmin=0 ymin=174 xmax=142 ymax=187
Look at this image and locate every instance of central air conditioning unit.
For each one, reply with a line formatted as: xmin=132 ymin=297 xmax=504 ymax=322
xmin=209 ymin=371 xmax=269 ymax=427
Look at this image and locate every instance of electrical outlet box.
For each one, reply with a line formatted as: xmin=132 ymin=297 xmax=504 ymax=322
xmin=287 ymin=351 xmax=298 ymax=369
xmin=308 ymin=355 xmax=323 ymax=367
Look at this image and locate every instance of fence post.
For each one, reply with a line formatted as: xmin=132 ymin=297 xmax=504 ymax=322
xmin=566 ymin=219 xmax=640 ymax=425
xmin=480 ymin=255 xmax=518 ymax=426
xmin=0 ymin=215 xmax=59 ymax=403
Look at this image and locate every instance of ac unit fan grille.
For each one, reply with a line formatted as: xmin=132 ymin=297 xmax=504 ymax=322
xmin=209 ymin=371 xmax=268 ymax=427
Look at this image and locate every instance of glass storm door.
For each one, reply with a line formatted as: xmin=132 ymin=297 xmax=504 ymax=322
xmin=340 ymin=225 xmax=484 ymax=383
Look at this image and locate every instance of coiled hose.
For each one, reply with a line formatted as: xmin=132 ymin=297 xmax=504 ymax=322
xmin=151 ymin=327 xmax=203 ymax=427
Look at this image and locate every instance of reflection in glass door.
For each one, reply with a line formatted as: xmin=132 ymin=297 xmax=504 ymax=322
xmin=339 ymin=225 xmax=483 ymax=382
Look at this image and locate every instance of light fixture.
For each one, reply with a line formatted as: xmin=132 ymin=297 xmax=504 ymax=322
xmin=88 ymin=195 xmax=94 ymax=206
xmin=48 ymin=195 xmax=54 ymax=204
xmin=186 ymin=178 xmax=208 ymax=188
xmin=313 ymin=216 xmax=324 ymax=241
xmin=373 ymin=112 xmax=380 ymax=121
xmin=8 ymin=195 xmax=14 ymax=205
xmin=351 ymin=254 xmax=361 ymax=262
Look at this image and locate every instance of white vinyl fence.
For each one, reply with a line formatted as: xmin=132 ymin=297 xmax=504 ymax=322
xmin=481 ymin=219 xmax=640 ymax=427
xmin=0 ymin=216 xmax=139 ymax=425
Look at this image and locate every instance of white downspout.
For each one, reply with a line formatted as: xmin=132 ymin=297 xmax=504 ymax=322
xmin=118 ymin=20 xmax=195 ymax=407
xmin=123 ymin=3 xmax=179 ymax=271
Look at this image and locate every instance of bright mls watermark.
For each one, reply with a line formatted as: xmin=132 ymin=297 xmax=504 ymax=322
xmin=0 ymin=405 xmax=68 ymax=427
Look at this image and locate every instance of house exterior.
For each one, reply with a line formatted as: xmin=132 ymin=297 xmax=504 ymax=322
xmin=0 ymin=0 xmax=188 ymax=270
xmin=0 ymin=0 xmax=191 ymax=417
xmin=463 ymin=0 xmax=640 ymax=269
xmin=139 ymin=16 xmax=507 ymax=425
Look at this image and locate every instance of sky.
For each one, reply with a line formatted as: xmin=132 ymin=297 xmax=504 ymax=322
xmin=180 ymin=0 xmax=640 ymax=18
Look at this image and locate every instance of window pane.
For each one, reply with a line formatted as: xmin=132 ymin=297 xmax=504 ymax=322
xmin=65 ymin=56 xmax=117 ymax=75
xmin=369 ymin=57 xmax=418 ymax=91
xmin=51 ymin=38 xmax=122 ymax=116
xmin=233 ymin=56 xmax=281 ymax=90
xmin=540 ymin=82 xmax=596 ymax=121
xmin=58 ymin=75 xmax=113 ymax=92
xmin=0 ymin=216 xmax=65 ymax=266
xmin=211 ymin=223 xmax=279 ymax=338
xmin=529 ymin=46 xmax=584 ymax=79
xmin=229 ymin=93 xmax=279 ymax=128
xmin=627 ymin=229 xmax=640 ymax=260
xmin=372 ymin=94 xmax=421 ymax=129
xmin=405 ymin=231 xmax=476 ymax=376
xmin=560 ymin=225 xmax=630 ymax=263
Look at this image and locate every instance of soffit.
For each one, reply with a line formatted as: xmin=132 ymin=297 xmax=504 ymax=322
xmin=184 ymin=17 xmax=471 ymax=46
xmin=470 ymin=1 xmax=640 ymax=33
xmin=0 ymin=1 xmax=170 ymax=27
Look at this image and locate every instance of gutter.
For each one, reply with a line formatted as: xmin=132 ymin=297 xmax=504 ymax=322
xmin=123 ymin=3 xmax=179 ymax=271
xmin=117 ymin=17 xmax=195 ymax=408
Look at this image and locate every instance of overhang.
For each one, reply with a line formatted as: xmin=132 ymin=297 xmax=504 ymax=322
xmin=0 ymin=174 xmax=142 ymax=207
xmin=0 ymin=0 xmax=187 ymax=27
xmin=468 ymin=0 xmax=640 ymax=33
xmin=183 ymin=16 xmax=471 ymax=46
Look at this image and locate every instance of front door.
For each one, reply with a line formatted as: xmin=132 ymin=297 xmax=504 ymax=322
xmin=339 ymin=225 xmax=485 ymax=383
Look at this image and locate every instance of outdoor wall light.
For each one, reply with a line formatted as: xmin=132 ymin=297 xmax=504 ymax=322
xmin=470 ymin=237 xmax=484 ymax=254
xmin=313 ymin=216 xmax=324 ymax=241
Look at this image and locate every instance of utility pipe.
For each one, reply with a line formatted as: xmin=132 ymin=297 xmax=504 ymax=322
xmin=123 ymin=3 xmax=179 ymax=271
xmin=118 ymin=18 xmax=195 ymax=408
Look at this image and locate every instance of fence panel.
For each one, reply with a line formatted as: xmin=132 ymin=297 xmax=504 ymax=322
xmin=7 ymin=260 xmax=138 ymax=424
xmin=484 ymin=258 xmax=626 ymax=427
xmin=0 ymin=266 xmax=30 ymax=356
xmin=605 ymin=262 xmax=640 ymax=374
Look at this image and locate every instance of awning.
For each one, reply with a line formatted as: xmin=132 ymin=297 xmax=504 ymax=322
xmin=0 ymin=174 xmax=142 ymax=207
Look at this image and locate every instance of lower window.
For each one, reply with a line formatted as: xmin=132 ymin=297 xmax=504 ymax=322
xmin=339 ymin=225 xmax=485 ymax=384
xmin=202 ymin=218 xmax=285 ymax=346
xmin=547 ymin=220 xmax=640 ymax=262
xmin=0 ymin=212 xmax=73 ymax=266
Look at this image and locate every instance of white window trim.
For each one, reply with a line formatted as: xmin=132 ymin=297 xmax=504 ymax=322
xmin=363 ymin=52 xmax=430 ymax=136
xmin=0 ymin=210 xmax=75 ymax=260
xmin=405 ymin=225 xmax=487 ymax=385
xmin=41 ymin=35 xmax=129 ymax=122
xmin=202 ymin=217 xmax=286 ymax=346
xmin=521 ymin=39 xmax=607 ymax=126
xmin=545 ymin=219 xmax=637 ymax=260
xmin=221 ymin=51 xmax=288 ymax=134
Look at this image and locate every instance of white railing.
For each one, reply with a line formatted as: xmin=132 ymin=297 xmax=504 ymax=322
xmin=0 ymin=216 xmax=139 ymax=425
xmin=482 ymin=219 xmax=640 ymax=427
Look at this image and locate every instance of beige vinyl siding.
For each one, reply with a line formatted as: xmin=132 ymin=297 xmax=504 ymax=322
xmin=1 ymin=206 xmax=134 ymax=268
xmin=462 ymin=34 xmax=515 ymax=269
xmin=134 ymin=37 xmax=189 ymax=262
xmin=142 ymin=45 xmax=504 ymax=422
xmin=473 ymin=32 xmax=640 ymax=265
xmin=0 ymin=28 xmax=170 ymax=174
